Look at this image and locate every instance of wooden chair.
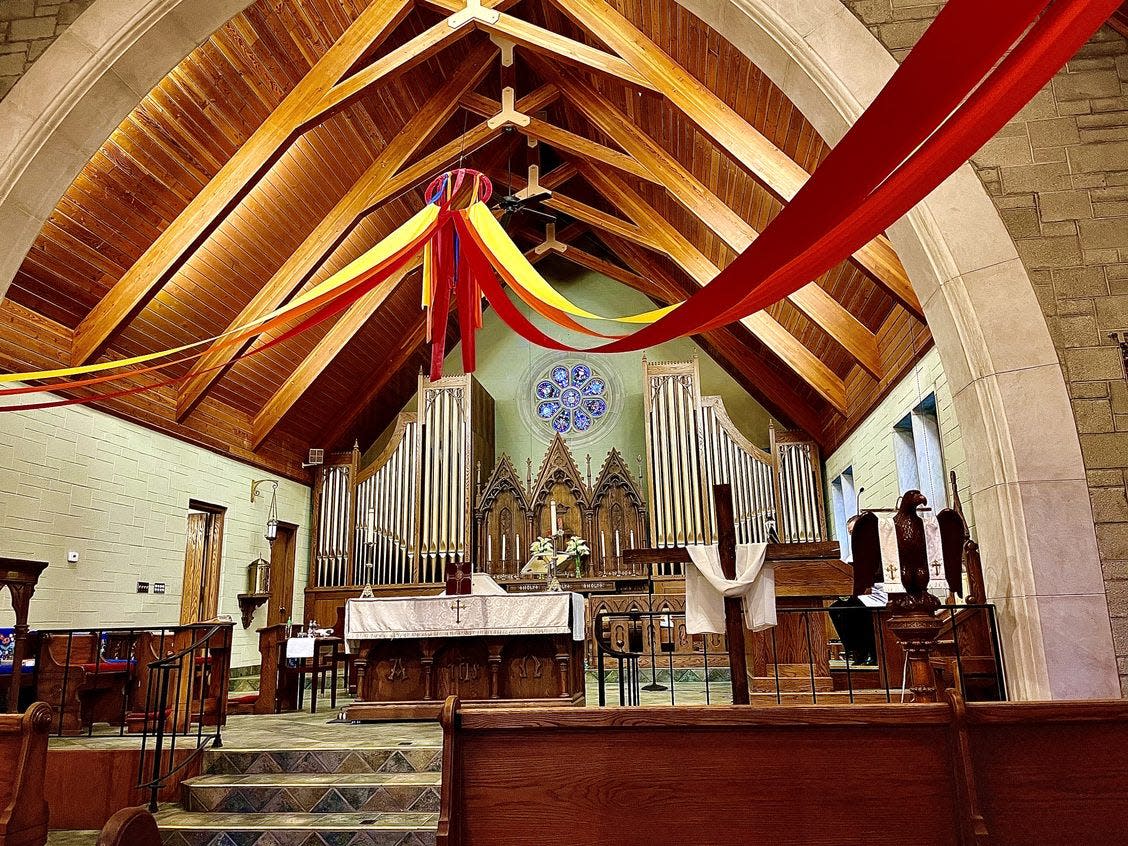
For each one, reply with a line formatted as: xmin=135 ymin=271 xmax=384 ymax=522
xmin=0 ymin=702 xmax=51 ymax=846
xmin=96 ymin=806 xmax=161 ymax=846
xmin=35 ymin=633 xmax=130 ymax=735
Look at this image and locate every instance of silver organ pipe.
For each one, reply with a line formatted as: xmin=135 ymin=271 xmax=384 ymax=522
xmin=645 ymin=358 xmax=827 ymax=554
xmin=354 ymin=413 xmax=418 ymax=585
xmin=313 ymin=461 xmax=353 ymax=588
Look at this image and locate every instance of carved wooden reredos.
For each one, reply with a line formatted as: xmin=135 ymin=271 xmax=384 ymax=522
xmin=474 ymin=435 xmax=648 ymax=579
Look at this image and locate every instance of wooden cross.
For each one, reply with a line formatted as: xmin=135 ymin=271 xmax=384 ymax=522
xmin=712 ymin=484 xmax=750 ymax=706
xmin=618 ymin=484 xmax=750 ymax=706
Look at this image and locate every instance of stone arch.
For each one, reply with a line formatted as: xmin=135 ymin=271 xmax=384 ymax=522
xmin=0 ymin=0 xmax=254 ymax=297
xmin=678 ymin=0 xmax=1118 ymax=698
xmin=0 ymin=0 xmax=1116 ymax=698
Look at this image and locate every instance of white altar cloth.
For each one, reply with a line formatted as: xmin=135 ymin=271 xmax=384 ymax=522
xmin=345 ymin=592 xmax=585 ymax=649
xmin=684 ymin=544 xmax=776 ymax=635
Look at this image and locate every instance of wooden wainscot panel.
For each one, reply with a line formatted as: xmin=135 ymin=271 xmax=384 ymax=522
xmin=45 ymin=747 xmax=200 ymax=830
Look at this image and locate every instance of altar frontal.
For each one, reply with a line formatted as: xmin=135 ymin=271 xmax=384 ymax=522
xmin=343 ymin=591 xmax=586 ymax=720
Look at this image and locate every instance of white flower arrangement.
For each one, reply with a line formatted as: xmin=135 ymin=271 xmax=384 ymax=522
xmin=563 ymin=536 xmax=590 ymax=558
xmin=529 ymin=536 xmax=554 ymax=559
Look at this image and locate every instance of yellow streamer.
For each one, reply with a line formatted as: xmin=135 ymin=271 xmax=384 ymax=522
xmin=467 ymin=202 xmax=676 ymax=325
xmin=3 ymin=204 xmax=440 ymax=384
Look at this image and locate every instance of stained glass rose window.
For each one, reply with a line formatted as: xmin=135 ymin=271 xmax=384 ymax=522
xmin=533 ymin=361 xmax=609 ymax=434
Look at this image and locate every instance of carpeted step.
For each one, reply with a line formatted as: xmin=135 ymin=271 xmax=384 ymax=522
xmin=155 ymin=808 xmax=437 ymax=846
xmin=182 ymin=771 xmax=441 ymax=814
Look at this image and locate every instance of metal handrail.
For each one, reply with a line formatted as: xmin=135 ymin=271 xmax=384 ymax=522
xmin=594 ymin=602 xmax=1005 ymax=707
xmin=135 ymin=621 xmax=233 ymax=812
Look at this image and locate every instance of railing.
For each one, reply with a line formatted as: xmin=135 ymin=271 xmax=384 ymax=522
xmin=135 ymin=622 xmax=232 ymax=811
xmin=594 ymin=603 xmax=1005 ymax=707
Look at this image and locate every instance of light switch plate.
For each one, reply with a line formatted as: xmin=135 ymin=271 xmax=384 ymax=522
xmin=137 ymin=581 xmax=149 ymax=593
xmin=153 ymin=582 xmax=166 ymax=594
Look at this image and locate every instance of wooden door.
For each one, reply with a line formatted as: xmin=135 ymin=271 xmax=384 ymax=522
xmin=268 ymin=522 xmax=297 ymax=627
xmin=180 ymin=504 xmax=225 ymax=624
xmin=180 ymin=513 xmax=208 ymax=624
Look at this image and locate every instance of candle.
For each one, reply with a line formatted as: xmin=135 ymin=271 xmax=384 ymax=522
xmin=550 ymin=499 xmax=557 ymax=535
xmin=501 ymin=534 xmax=507 ymax=561
xmin=629 ymin=529 xmax=635 ymax=548
xmin=614 ymin=529 xmax=621 ymax=557
xmin=516 ymin=534 xmax=521 ymax=563
xmin=487 ymin=535 xmax=492 ymax=562
xmin=600 ymin=531 xmax=606 ymax=557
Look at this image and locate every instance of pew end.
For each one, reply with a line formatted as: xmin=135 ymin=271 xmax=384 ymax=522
xmin=0 ymin=702 xmax=52 ymax=846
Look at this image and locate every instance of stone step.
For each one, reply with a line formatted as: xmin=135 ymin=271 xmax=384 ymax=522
xmin=155 ymin=808 xmax=437 ymax=846
xmin=182 ymin=772 xmax=441 ymax=814
xmin=203 ymin=746 xmax=442 ymax=776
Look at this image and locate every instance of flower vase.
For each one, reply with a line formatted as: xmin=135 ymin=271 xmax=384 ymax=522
xmin=573 ymin=557 xmax=583 ymax=579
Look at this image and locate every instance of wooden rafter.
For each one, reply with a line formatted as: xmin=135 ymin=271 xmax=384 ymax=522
xmin=582 ymin=164 xmax=848 ymax=413
xmin=176 ymin=43 xmax=499 ymax=419
xmin=544 ymin=0 xmax=921 ymax=317
xmin=542 ymin=193 xmax=663 ymax=251
xmin=421 ymin=0 xmax=655 ymax=92
xmin=251 ymin=260 xmax=422 ymax=449
xmin=316 ymin=320 xmax=429 ymax=451
xmin=461 ymin=93 xmax=654 ymax=182
xmin=72 ymin=0 xmax=416 ymax=366
xmin=545 ymin=69 xmax=883 ymax=378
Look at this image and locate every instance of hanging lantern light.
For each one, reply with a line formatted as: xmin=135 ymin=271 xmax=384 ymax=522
xmin=251 ymin=479 xmax=280 ymax=544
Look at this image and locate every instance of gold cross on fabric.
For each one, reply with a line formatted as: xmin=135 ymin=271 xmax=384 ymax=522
xmin=450 ymin=598 xmax=466 ymax=624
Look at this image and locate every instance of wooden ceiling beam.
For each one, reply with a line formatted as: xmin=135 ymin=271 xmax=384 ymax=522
xmin=547 ymin=67 xmax=882 ymax=378
xmin=542 ymin=193 xmax=664 ymax=251
xmin=421 ymin=1 xmax=656 ymax=90
xmin=544 ymin=0 xmax=921 ymax=318
xmin=176 ymin=43 xmax=499 ymax=420
xmin=251 ymin=260 xmax=422 ymax=449
xmin=582 ymin=164 xmax=847 ymax=413
xmin=462 ymin=92 xmax=656 ymax=183
xmin=71 ymin=0 xmax=416 ymax=366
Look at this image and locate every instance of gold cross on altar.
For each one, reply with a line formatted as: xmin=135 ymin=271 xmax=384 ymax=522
xmin=450 ymin=598 xmax=466 ymax=624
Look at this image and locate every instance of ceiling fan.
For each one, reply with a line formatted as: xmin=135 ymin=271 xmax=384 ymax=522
xmin=492 ymin=187 xmax=555 ymax=228
xmin=492 ymin=146 xmax=556 ymax=228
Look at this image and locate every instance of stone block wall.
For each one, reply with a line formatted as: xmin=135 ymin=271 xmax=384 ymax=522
xmin=0 ymin=398 xmax=311 ymax=669
xmin=825 ymin=346 xmax=974 ymax=537
xmin=846 ymin=0 xmax=1128 ymax=693
xmin=0 ymin=0 xmax=93 ymax=100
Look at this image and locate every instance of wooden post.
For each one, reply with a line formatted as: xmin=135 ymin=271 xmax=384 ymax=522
xmin=1 ymin=559 xmax=47 ymax=713
xmin=713 ymin=485 xmax=749 ymax=706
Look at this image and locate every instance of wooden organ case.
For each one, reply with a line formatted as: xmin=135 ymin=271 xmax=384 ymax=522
xmin=473 ymin=435 xmax=648 ymax=586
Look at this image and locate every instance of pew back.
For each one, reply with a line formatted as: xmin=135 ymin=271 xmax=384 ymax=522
xmin=0 ymin=703 xmax=52 ymax=846
xmin=438 ymin=695 xmax=1128 ymax=846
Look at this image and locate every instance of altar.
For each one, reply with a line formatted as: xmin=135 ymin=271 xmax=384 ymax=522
xmin=343 ymin=592 xmax=587 ymax=720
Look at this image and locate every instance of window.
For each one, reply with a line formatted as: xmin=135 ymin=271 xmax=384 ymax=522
xmin=893 ymin=393 xmax=947 ymax=510
xmin=830 ymin=467 xmax=857 ymax=560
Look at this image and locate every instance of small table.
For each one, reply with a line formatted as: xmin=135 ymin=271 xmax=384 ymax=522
xmin=281 ymin=636 xmax=342 ymax=714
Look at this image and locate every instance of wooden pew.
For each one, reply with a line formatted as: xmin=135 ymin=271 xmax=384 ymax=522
xmin=96 ymin=806 xmax=161 ymax=846
xmin=437 ymin=693 xmax=1128 ymax=846
xmin=35 ymin=633 xmax=130 ymax=735
xmin=0 ymin=702 xmax=51 ymax=846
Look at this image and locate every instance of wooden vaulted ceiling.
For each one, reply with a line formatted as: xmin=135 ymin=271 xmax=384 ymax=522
xmin=0 ymin=0 xmax=935 ymax=481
